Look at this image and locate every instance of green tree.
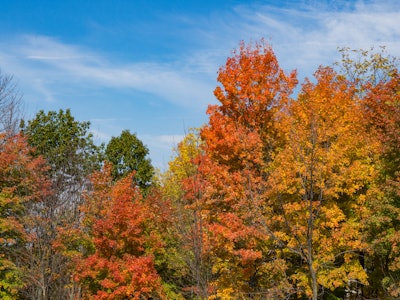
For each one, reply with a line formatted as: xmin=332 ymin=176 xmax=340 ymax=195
xmin=22 ymin=109 xmax=102 ymax=178
xmin=105 ymin=130 xmax=153 ymax=190
xmin=20 ymin=109 xmax=103 ymax=299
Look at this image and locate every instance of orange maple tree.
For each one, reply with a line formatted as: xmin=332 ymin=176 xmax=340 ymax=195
xmin=74 ymin=164 xmax=164 ymax=300
xmin=198 ymin=40 xmax=298 ymax=298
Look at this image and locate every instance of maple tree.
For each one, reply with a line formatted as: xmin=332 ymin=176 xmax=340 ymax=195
xmin=203 ymin=40 xmax=297 ymax=168
xmin=336 ymin=46 xmax=399 ymax=94
xmin=361 ymin=72 xmax=400 ymax=298
xmin=73 ymin=163 xmax=164 ymax=299
xmin=265 ymin=67 xmax=378 ymax=299
xmin=336 ymin=47 xmax=400 ymax=298
xmin=198 ymin=40 xmax=298 ymax=298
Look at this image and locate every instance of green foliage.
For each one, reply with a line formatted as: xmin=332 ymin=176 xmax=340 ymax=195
xmin=22 ymin=108 xmax=103 ymax=178
xmin=0 ymin=258 xmax=24 ymax=300
xmin=105 ymin=129 xmax=154 ymax=190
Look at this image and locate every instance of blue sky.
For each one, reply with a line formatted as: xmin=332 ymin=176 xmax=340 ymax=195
xmin=1 ymin=0 xmax=399 ymax=169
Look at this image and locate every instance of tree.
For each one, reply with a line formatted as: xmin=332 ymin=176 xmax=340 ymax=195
xmin=198 ymin=41 xmax=298 ymax=298
xmin=336 ymin=46 xmax=399 ymax=93
xmin=74 ymin=164 xmax=164 ymax=299
xmin=361 ymin=73 xmax=400 ymax=298
xmin=0 ymin=133 xmax=49 ymax=299
xmin=105 ymin=130 xmax=154 ymax=190
xmin=22 ymin=109 xmax=102 ymax=179
xmin=203 ymin=40 xmax=297 ymax=167
xmin=336 ymin=47 xmax=400 ymax=298
xmin=193 ymin=41 xmax=384 ymax=299
xmin=20 ymin=109 xmax=103 ymax=299
xmin=265 ymin=67 xmax=377 ymax=299
xmin=0 ymin=69 xmax=23 ymax=135
xmin=159 ymin=129 xmax=213 ymax=299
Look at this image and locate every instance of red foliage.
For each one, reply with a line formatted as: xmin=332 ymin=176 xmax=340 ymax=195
xmin=363 ymin=72 xmax=400 ymax=175
xmin=0 ymin=133 xmax=50 ymax=242
xmin=75 ymin=164 xmax=164 ymax=299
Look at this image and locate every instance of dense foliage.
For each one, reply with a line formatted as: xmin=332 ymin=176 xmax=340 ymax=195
xmin=0 ymin=41 xmax=399 ymax=299
xmin=105 ymin=129 xmax=154 ymax=190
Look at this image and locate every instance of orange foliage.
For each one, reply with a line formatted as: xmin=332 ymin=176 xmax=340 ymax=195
xmin=74 ymin=164 xmax=164 ymax=299
xmin=198 ymin=40 xmax=298 ymax=297
xmin=0 ymin=133 xmax=50 ymax=241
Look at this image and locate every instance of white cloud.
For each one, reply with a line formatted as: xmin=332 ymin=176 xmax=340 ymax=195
xmin=251 ymin=1 xmax=400 ymax=73
xmin=191 ymin=1 xmax=400 ymax=77
xmin=0 ymin=35 xmax=214 ymax=109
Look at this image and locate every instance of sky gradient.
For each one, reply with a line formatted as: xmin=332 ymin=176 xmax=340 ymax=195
xmin=1 ymin=0 xmax=399 ymax=169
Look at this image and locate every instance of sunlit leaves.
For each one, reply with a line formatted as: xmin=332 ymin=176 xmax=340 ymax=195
xmin=265 ymin=66 xmax=376 ymax=298
xmin=74 ymin=164 xmax=164 ymax=299
xmin=198 ymin=40 xmax=298 ymax=297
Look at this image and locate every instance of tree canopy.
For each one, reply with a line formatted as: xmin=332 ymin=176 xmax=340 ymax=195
xmin=105 ymin=129 xmax=154 ymax=190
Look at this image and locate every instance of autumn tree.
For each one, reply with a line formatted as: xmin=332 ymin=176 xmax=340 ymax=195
xmin=158 ymin=129 xmax=213 ymax=298
xmin=105 ymin=130 xmax=153 ymax=190
xmin=265 ymin=67 xmax=378 ymax=299
xmin=74 ymin=163 xmax=164 ymax=299
xmin=194 ymin=41 xmax=390 ymax=299
xmin=20 ymin=109 xmax=103 ymax=299
xmin=336 ymin=47 xmax=400 ymax=298
xmin=361 ymin=73 xmax=400 ymax=298
xmin=336 ymin=46 xmax=398 ymax=94
xmin=0 ymin=133 xmax=49 ymax=299
xmin=198 ymin=40 xmax=298 ymax=298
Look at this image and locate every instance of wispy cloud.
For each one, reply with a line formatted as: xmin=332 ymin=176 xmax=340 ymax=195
xmin=181 ymin=1 xmax=400 ymax=78
xmin=0 ymin=35 xmax=214 ymax=108
xmin=232 ymin=1 xmax=400 ymax=73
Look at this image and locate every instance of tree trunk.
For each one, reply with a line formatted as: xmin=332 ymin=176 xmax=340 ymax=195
xmin=310 ymin=266 xmax=318 ymax=300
